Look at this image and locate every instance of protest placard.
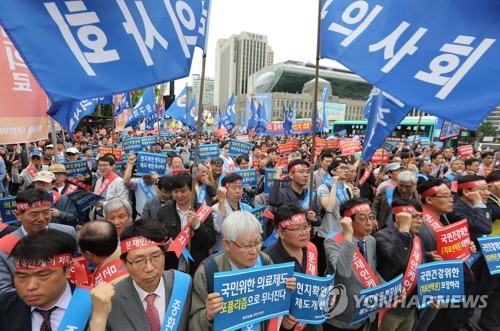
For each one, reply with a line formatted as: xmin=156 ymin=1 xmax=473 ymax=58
xmin=351 ymin=274 xmax=403 ymax=324
xmin=214 ymin=262 xmax=294 ymax=331
xmin=417 ymin=260 xmax=464 ymax=309
xmin=290 ymin=273 xmax=335 ymax=324
xmin=0 ymin=196 xmax=17 ymax=223
xmin=435 ymin=220 xmax=471 ymax=261
xmin=136 ymin=152 xmax=168 ymax=175
xmin=228 ymin=139 xmax=253 ymax=157
xmin=477 ymin=236 xmax=500 ymax=275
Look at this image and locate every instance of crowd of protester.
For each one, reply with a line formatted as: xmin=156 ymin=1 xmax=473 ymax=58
xmin=0 ymin=127 xmax=498 ymax=331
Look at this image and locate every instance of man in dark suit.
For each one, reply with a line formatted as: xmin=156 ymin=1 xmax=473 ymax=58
xmin=157 ymin=173 xmax=216 ymax=275
xmin=142 ymin=175 xmax=173 ymax=224
xmin=89 ymin=219 xmax=192 ymax=331
xmin=323 ymin=198 xmax=383 ymax=331
xmin=0 ymin=229 xmax=78 ymax=331
xmin=0 ymin=189 xmax=77 ymax=294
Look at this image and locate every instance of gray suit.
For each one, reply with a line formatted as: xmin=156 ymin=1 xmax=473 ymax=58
xmin=324 ymin=235 xmax=384 ymax=329
xmin=104 ymin=271 xmax=191 ymax=331
xmin=0 ymin=223 xmax=77 ymax=294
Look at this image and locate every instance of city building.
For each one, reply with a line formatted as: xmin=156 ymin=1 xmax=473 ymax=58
xmin=215 ymin=31 xmax=274 ymax=109
xmin=192 ymin=74 xmax=214 ymax=110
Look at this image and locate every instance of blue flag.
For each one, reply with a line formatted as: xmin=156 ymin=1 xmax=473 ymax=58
xmin=164 ymin=86 xmax=188 ymax=124
xmin=247 ymin=98 xmax=258 ymax=131
xmin=48 ymin=96 xmax=112 ymax=139
xmin=256 ymin=102 xmax=268 ymax=134
xmin=240 ymin=104 xmax=246 ymax=131
xmin=114 ymin=92 xmax=132 ymax=116
xmin=145 ymin=113 xmax=158 ymax=131
xmin=292 ymin=92 xmax=299 ymax=122
xmin=0 ymin=1 xmax=204 ymax=105
xmin=195 ymin=0 xmax=212 ymax=52
xmin=186 ymin=97 xmax=197 ymax=131
xmin=220 ymin=94 xmax=236 ymax=132
xmin=362 ymin=87 xmax=412 ymax=162
xmin=320 ymin=0 xmax=500 ymax=129
xmin=125 ymin=87 xmax=156 ymax=128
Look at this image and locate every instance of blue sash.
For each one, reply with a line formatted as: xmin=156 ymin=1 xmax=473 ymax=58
xmin=336 ymin=184 xmax=348 ymax=204
xmin=161 ymin=270 xmax=191 ymax=331
xmin=322 ymin=173 xmax=332 ymax=187
xmin=445 ymin=174 xmax=455 ymax=182
xmin=242 ymin=203 xmax=252 ymax=211
xmin=300 ymin=189 xmax=316 ymax=210
xmin=418 ymin=173 xmax=428 ymax=181
xmin=386 ymin=187 xmax=394 ymax=207
xmin=57 ymin=287 xmax=92 ymax=331
xmin=263 ymin=230 xmax=279 ymax=248
xmin=138 ymin=179 xmax=155 ymax=199
xmin=198 ymin=184 xmax=207 ymax=204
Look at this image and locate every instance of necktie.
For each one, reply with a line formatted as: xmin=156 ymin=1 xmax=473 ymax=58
xmin=145 ymin=293 xmax=161 ymax=331
xmin=357 ymin=241 xmax=367 ymax=260
xmin=34 ymin=306 xmax=57 ymax=331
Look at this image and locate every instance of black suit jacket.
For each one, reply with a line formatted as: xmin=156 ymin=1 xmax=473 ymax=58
xmin=157 ymin=200 xmax=216 ymax=275
xmin=0 ymin=282 xmax=76 ymax=331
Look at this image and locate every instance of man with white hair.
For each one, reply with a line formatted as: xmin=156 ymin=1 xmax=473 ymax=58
xmin=103 ymin=198 xmax=133 ymax=237
xmin=189 ymin=211 xmax=296 ymax=330
xmin=372 ymin=170 xmax=421 ymax=229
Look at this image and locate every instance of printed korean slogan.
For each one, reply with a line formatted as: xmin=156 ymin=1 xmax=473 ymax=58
xmin=0 ymin=29 xmax=48 ymax=144
xmin=0 ymin=197 xmax=17 ymax=223
xmin=477 ymin=236 xmax=500 ymax=275
xmin=290 ymin=273 xmax=335 ymax=325
xmin=351 ymin=274 xmax=403 ymax=325
xmin=214 ymin=262 xmax=294 ymax=331
xmin=136 ymin=152 xmax=168 ymax=175
xmin=66 ymin=191 xmax=104 ymax=212
xmin=417 ymin=260 xmax=464 ymax=309
xmin=320 ymin=0 xmax=500 ymax=129
xmin=0 ymin=0 xmax=206 ymax=104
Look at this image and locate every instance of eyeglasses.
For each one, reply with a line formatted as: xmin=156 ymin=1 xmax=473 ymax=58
xmin=66 ymin=153 xmax=77 ymax=156
xmin=357 ymin=215 xmax=376 ymax=223
xmin=294 ymin=170 xmax=311 ymax=175
xmin=281 ymin=225 xmax=311 ymax=233
xmin=398 ymin=184 xmax=414 ymax=190
xmin=231 ymin=240 xmax=263 ymax=252
xmin=411 ymin=214 xmax=423 ymax=220
xmin=432 ymin=194 xmax=454 ymax=200
xmin=125 ymin=252 xmax=164 ymax=269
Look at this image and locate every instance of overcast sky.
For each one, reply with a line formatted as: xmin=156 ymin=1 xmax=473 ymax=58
xmin=176 ymin=0 xmax=345 ymax=94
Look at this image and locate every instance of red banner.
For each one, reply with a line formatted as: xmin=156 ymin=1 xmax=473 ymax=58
xmin=327 ymin=139 xmax=340 ymax=150
xmin=266 ymin=121 xmax=284 ymax=134
xmin=98 ymin=148 xmax=123 ymax=162
xmin=436 ymin=219 xmax=471 ymax=261
xmin=275 ymin=157 xmax=289 ymax=168
xmin=236 ymin=135 xmax=250 ymax=142
xmin=340 ymin=140 xmax=361 ymax=156
xmin=278 ymin=142 xmax=297 ymax=156
xmin=370 ymin=149 xmax=389 ymax=164
xmin=457 ymin=145 xmax=474 ymax=159
xmin=0 ymin=29 xmax=48 ymax=144
xmin=216 ymin=128 xmax=229 ymax=140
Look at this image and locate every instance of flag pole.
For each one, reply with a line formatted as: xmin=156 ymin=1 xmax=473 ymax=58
xmin=308 ymin=0 xmax=322 ymax=210
xmin=50 ymin=117 xmax=59 ymax=164
xmin=187 ymin=52 xmax=208 ymax=275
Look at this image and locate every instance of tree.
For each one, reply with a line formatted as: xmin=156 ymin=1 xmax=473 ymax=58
xmin=478 ymin=122 xmax=497 ymax=139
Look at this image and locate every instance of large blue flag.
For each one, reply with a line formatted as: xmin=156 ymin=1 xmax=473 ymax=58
xmin=220 ymin=94 xmax=236 ymax=132
xmin=0 ymin=1 xmax=205 ymax=105
xmin=195 ymin=0 xmax=212 ymax=52
xmin=125 ymin=87 xmax=156 ymax=128
xmin=213 ymin=107 xmax=221 ymax=130
xmin=164 ymin=86 xmax=187 ymax=124
xmin=114 ymin=92 xmax=132 ymax=116
xmin=320 ymin=0 xmax=500 ymax=129
xmin=362 ymin=87 xmax=412 ymax=162
xmin=48 ymin=96 xmax=112 ymax=139
xmin=256 ymin=102 xmax=268 ymax=134
xmin=284 ymin=104 xmax=294 ymax=135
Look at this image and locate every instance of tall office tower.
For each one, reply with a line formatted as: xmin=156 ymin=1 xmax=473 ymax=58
xmin=192 ymin=74 xmax=214 ymax=109
xmin=215 ymin=31 xmax=273 ymax=109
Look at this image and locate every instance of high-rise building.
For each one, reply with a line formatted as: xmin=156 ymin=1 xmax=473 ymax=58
xmin=215 ymin=31 xmax=273 ymax=109
xmin=192 ymin=74 xmax=214 ymax=109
